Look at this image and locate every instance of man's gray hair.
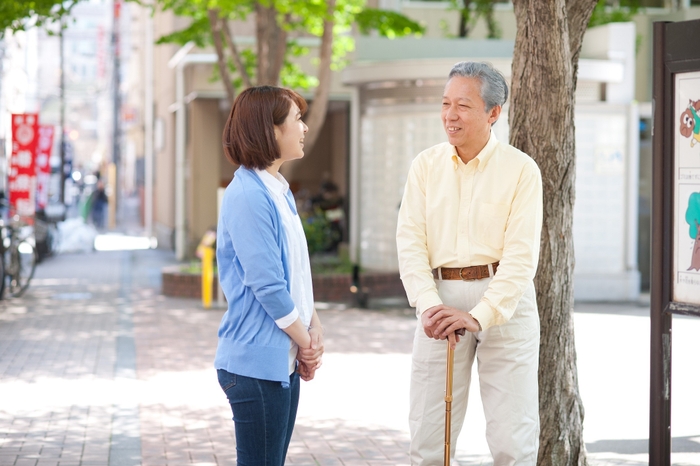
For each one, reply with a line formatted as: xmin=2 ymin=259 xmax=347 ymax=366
xmin=448 ymin=61 xmax=508 ymax=111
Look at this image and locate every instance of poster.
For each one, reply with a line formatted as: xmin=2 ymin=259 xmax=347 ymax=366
xmin=674 ymin=71 xmax=700 ymax=305
xmin=36 ymin=125 xmax=54 ymax=211
xmin=9 ymin=114 xmax=38 ymax=218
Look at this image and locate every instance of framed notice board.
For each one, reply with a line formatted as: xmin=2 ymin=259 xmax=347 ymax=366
xmin=651 ymin=19 xmax=700 ymax=466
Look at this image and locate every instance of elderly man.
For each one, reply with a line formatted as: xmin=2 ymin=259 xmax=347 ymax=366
xmin=396 ymin=61 xmax=543 ymax=465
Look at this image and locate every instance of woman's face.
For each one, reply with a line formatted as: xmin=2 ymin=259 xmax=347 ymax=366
xmin=276 ymin=102 xmax=308 ymax=163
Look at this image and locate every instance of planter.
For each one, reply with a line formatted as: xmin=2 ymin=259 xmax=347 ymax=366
xmin=161 ymin=266 xmax=404 ymax=303
xmin=161 ymin=265 xmax=218 ymax=300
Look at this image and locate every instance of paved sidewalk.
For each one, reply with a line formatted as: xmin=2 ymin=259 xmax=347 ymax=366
xmin=0 ymin=247 xmax=699 ymax=465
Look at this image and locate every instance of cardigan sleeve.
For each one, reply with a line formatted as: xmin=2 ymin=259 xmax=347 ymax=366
xmin=222 ymin=182 xmax=297 ymax=326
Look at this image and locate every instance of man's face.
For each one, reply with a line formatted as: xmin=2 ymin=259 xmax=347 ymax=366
xmin=441 ymin=76 xmax=499 ymax=153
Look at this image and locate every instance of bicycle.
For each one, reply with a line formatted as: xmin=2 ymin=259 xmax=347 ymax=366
xmin=0 ymin=212 xmax=38 ymax=299
xmin=34 ymin=210 xmax=61 ymax=263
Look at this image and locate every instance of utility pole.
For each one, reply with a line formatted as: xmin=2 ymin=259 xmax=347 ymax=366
xmin=0 ymin=40 xmax=5 ymax=195
xmin=59 ymin=19 xmax=66 ymax=205
xmin=112 ymin=0 xmax=121 ymax=218
xmin=144 ymin=1 xmax=154 ymax=239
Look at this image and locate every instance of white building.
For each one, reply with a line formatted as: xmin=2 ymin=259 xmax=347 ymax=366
xmin=342 ymin=23 xmax=641 ymax=301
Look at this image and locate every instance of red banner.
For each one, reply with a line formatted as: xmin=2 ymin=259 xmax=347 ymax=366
xmin=10 ymin=113 xmax=38 ymax=218
xmin=36 ymin=125 xmax=54 ymax=210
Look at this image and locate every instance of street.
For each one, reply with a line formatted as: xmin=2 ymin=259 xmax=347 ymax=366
xmin=0 ymin=245 xmax=698 ymax=465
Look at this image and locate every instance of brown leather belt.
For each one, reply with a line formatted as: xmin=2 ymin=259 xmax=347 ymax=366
xmin=432 ymin=262 xmax=499 ymax=281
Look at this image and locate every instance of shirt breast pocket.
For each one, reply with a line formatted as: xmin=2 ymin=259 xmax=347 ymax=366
xmin=476 ymin=202 xmax=510 ymax=250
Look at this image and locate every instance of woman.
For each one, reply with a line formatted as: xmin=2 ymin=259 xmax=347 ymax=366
xmin=215 ymin=86 xmax=324 ymax=465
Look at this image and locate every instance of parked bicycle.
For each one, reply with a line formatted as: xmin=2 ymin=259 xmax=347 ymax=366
xmin=34 ymin=209 xmax=61 ymax=263
xmin=0 ymin=201 xmax=38 ymax=299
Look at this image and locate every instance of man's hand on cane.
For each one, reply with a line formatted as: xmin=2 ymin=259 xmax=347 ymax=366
xmin=423 ymin=305 xmax=481 ymax=349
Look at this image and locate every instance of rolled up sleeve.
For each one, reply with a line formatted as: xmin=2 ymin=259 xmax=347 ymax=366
xmin=470 ymin=160 xmax=543 ymax=330
xmin=397 ymin=156 xmax=443 ymax=315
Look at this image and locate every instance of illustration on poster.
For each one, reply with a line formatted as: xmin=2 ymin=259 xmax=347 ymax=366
xmin=679 ymin=99 xmax=700 ymax=147
xmin=687 ymin=191 xmax=700 ymax=271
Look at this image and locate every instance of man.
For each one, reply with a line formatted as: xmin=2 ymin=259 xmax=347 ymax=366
xmin=396 ymin=61 xmax=543 ymax=465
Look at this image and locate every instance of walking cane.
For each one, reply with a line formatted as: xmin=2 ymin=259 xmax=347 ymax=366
xmin=444 ymin=338 xmax=455 ymax=466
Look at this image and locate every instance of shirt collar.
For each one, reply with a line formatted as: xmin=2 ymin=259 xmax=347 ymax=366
xmin=255 ymin=168 xmax=289 ymax=197
xmin=451 ymin=130 xmax=498 ymax=172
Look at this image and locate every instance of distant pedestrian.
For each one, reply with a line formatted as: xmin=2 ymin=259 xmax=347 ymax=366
xmin=90 ymin=180 xmax=108 ymax=230
xmin=215 ymin=86 xmax=324 ymax=465
xmin=397 ymin=61 xmax=543 ymax=465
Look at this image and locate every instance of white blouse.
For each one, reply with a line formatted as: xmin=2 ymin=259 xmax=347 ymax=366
xmin=255 ymin=169 xmax=314 ymax=374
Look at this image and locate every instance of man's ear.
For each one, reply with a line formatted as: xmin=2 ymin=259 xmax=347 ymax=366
xmin=488 ymin=105 xmax=502 ymax=125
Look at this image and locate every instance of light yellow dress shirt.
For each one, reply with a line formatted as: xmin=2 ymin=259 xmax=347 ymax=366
xmin=396 ymin=132 xmax=543 ymax=330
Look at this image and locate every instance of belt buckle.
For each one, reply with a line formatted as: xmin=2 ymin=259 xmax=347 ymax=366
xmin=459 ymin=267 xmax=470 ymax=281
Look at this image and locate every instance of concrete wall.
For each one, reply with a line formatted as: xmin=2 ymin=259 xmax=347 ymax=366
xmin=152 ymin=8 xmax=183 ymax=250
xmin=187 ymin=98 xmax=226 ymax=256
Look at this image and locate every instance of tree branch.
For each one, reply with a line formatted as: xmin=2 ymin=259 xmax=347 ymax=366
xmin=208 ymin=9 xmax=236 ymax=106
xmin=566 ymin=0 xmax=598 ymax=65
xmin=269 ymin=13 xmax=289 ymax=86
xmin=220 ymin=18 xmax=252 ymax=89
xmin=300 ymin=0 xmax=335 ymax=154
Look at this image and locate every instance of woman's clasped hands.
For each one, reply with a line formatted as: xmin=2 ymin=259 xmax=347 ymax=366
xmin=297 ymin=326 xmax=324 ymax=381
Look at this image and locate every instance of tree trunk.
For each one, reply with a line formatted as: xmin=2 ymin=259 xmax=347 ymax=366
xmin=269 ymin=14 xmax=289 ymax=86
xmin=458 ymin=0 xmax=473 ymax=38
xmin=208 ymin=9 xmax=236 ymax=106
xmin=255 ymin=2 xmax=285 ymax=86
xmin=300 ymin=0 xmax=335 ymax=155
xmin=509 ymin=1 xmax=596 ymax=464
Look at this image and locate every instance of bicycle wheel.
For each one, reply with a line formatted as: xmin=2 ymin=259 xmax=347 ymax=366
xmin=0 ymin=241 xmax=5 ymax=300
xmin=5 ymin=238 xmax=36 ymax=297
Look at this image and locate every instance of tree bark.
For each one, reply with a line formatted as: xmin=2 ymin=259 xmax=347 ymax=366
xmin=269 ymin=13 xmax=289 ymax=86
xmin=300 ymin=0 xmax=335 ymax=154
xmin=458 ymin=0 xmax=473 ymax=38
xmin=509 ymin=1 xmax=596 ymax=465
xmin=255 ymin=2 xmax=285 ymax=86
xmin=208 ymin=9 xmax=236 ymax=106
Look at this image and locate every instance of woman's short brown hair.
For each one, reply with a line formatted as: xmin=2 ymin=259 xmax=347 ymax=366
xmin=222 ymin=86 xmax=308 ymax=169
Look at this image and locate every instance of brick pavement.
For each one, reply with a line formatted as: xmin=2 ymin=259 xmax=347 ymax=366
xmin=0 ymin=247 xmax=422 ymax=466
xmin=2 ymin=247 xmax=700 ymax=466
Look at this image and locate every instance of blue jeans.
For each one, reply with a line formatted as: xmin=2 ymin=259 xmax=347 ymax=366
xmin=217 ymin=369 xmax=300 ymax=465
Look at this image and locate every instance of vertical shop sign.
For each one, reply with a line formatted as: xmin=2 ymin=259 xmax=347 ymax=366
xmin=9 ymin=113 xmax=38 ymax=217
xmin=36 ymin=125 xmax=54 ymax=211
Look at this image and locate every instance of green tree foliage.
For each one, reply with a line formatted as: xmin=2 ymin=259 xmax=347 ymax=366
xmin=588 ymin=0 xmax=640 ymax=28
xmin=0 ymin=0 xmax=81 ymax=36
xmin=153 ymin=0 xmax=423 ymax=152
xmin=355 ymin=8 xmax=427 ymax=39
xmin=154 ymin=0 xmax=423 ymax=92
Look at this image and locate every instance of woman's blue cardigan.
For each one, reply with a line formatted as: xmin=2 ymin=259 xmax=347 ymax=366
xmin=214 ymin=167 xmax=299 ymax=385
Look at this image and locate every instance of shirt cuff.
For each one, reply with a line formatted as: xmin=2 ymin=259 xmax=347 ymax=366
xmin=275 ymin=306 xmax=300 ymax=329
xmin=417 ymin=291 xmax=443 ymax=316
xmin=469 ymin=301 xmax=496 ymax=331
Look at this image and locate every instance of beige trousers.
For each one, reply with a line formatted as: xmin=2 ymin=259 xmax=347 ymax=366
xmin=409 ymin=277 xmax=540 ymax=466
